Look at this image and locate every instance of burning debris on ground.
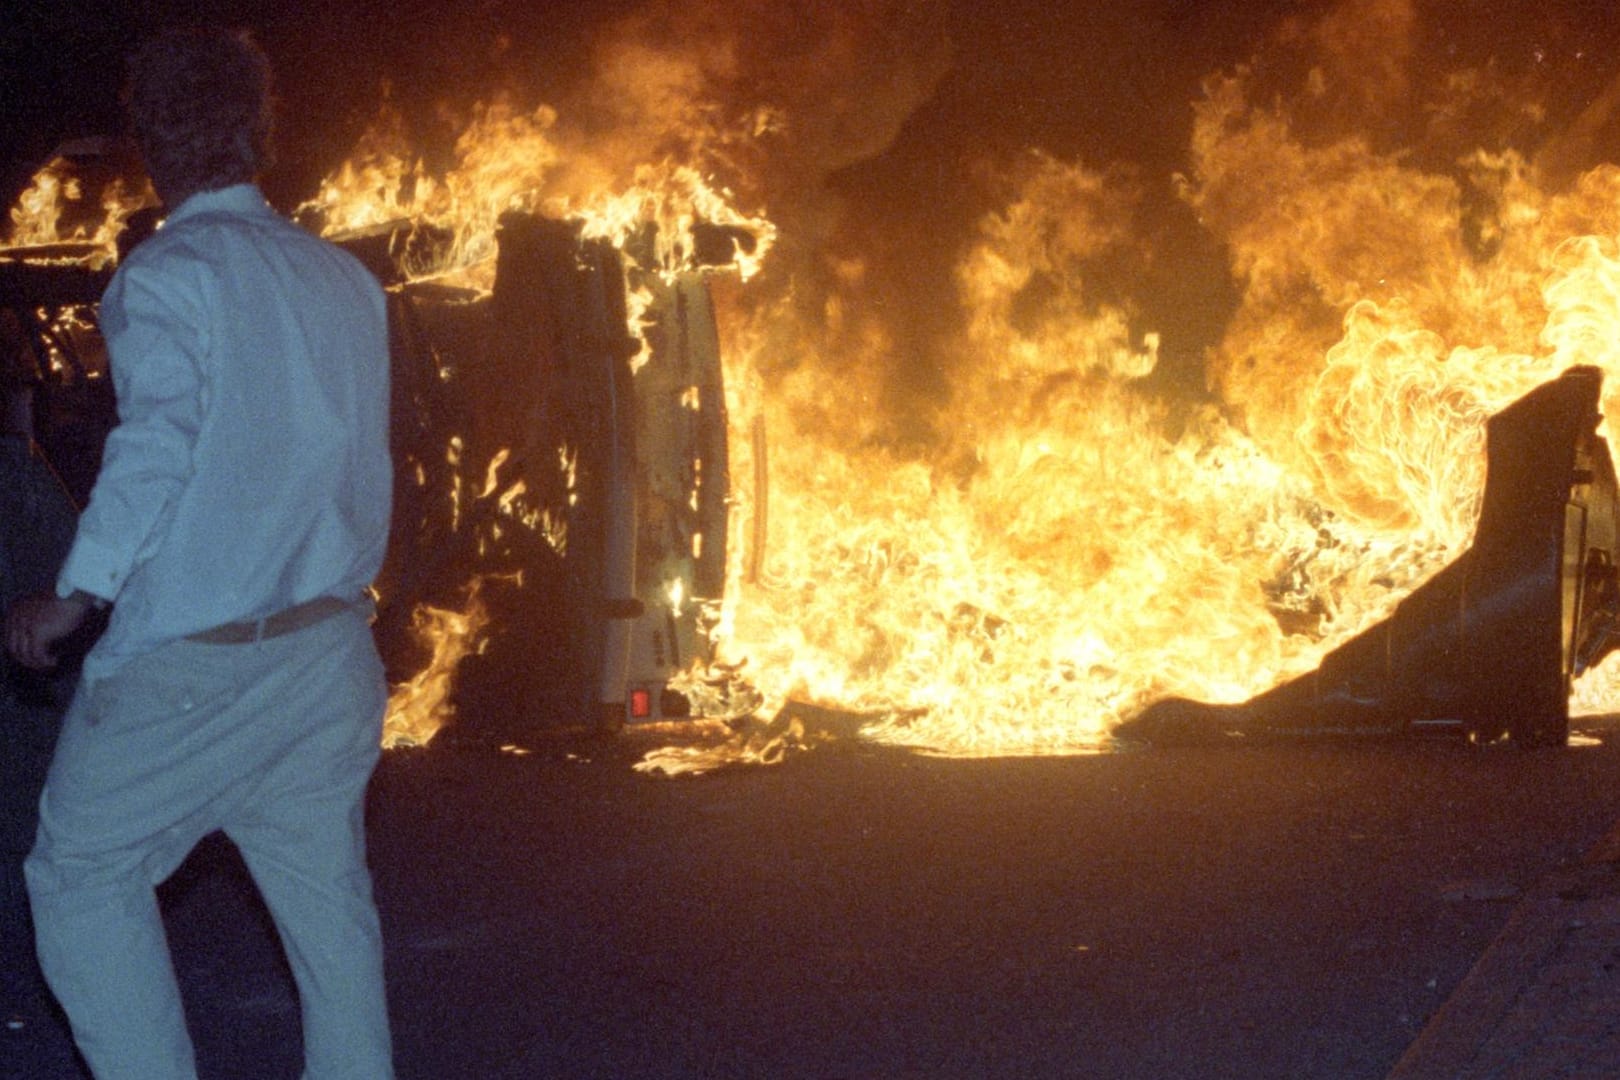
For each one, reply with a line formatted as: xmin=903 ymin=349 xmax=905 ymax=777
xmin=1115 ymin=364 xmax=1620 ymax=746
xmin=8 ymin=1 xmax=1620 ymax=768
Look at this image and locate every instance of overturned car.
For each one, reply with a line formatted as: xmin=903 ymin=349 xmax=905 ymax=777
xmin=2 ymin=184 xmax=753 ymax=744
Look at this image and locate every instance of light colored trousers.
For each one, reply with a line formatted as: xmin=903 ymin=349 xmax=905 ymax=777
xmin=24 ymin=603 xmax=394 ymax=1079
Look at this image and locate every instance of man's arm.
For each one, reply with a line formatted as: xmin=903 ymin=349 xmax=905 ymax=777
xmin=55 ymin=255 xmax=208 ymax=602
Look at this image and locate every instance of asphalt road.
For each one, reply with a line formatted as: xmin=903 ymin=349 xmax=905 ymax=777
xmin=13 ymin=716 xmax=1620 ymax=1079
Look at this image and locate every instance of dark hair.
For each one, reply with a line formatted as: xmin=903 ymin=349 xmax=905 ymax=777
xmin=124 ymin=29 xmax=275 ymax=204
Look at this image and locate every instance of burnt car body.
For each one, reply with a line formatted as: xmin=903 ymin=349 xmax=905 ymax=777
xmin=1117 ymin=365 xmax=1620 ymax=747
xmin=360 ymin=212 xmax=737 ymax=737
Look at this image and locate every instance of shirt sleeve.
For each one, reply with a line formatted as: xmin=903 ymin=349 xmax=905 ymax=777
xmin=55 ymin=254 xmax=210 ymax=603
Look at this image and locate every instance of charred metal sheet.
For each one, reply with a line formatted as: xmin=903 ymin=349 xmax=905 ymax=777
xmin=363 ymin=210 xmax=740 ymax=738
xmin=622 ymin=270 xmax=731 ymax=721
xmin=0 ymin=253 xmax=110 ymax=307
xmin=362 ymin=212 xmax=643 ymax=737
xmin=1118 ymin=365 xmax=1620 ymax=748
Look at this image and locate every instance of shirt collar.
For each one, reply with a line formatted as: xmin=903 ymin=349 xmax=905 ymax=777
xmin=164 ymin=184 xmax=274 ymax=227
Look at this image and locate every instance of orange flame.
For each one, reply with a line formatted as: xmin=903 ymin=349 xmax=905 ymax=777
xmin=16 ymin=2 xmax=1613 ymax=760
xmin=692 ymin=18 xmax=1620 ymax=759
xmin=382 ymin=578 xmax=491 ymax=748
xmin=2 ymin=156 xmax=153 ymax=267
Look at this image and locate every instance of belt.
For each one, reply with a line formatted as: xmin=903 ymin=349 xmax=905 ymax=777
xmin=187 ymin=596 xmax=355 ymax=645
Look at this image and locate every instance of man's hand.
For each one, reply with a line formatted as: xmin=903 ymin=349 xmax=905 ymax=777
xmin=5 ymin=592 xmax=94 ymax=670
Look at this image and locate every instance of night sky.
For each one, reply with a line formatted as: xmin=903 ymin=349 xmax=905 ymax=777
xmin=8 ymin=1 xmax=1620 ymax=408
xmin=9 ymin=2 xmax=1619 ymax=213
xmin=1 ymin=0 xmax=638 ymax=207
xmin=18 ymin=1 xmax=1609 ymax=207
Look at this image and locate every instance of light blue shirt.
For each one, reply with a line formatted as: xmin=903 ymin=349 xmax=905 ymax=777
xmin=58 ymin=184 xmax=391 ymax=678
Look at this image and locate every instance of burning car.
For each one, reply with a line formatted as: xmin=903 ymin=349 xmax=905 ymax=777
xmin=346 ymin=210 xmax=752 ymax=743
xmin=2 ymin=148 xmax=762 ymax=747
xmin=12 ymin=1 xmax=1620 ymax=764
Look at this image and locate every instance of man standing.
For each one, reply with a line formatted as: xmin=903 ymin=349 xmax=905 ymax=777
xmin=5 ymin=29 xmax=395 ymax=1079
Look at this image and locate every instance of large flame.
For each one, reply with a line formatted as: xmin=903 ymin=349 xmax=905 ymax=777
xmin=321 ymin=0 xmax=1620 ymax=757
xmin=13 ymin=0 xmax=1620 ymax=760
xmin=691 ymin=1 xmax=1620 ymax=758
xmin=1 ymin=153 xmax=153 ymax=266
